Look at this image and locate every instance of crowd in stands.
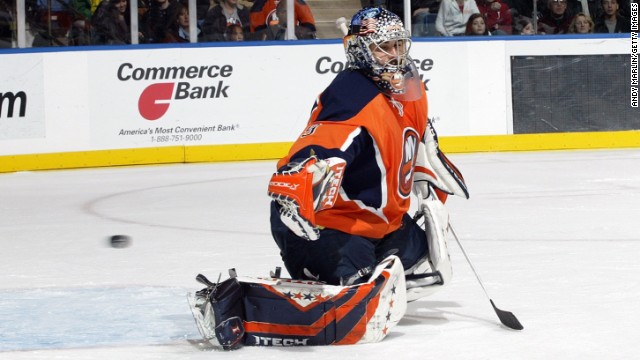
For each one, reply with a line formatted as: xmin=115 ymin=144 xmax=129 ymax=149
xmin=0 ymin=0 xmax=318 ymax=46
xmin=386 ymin=0 xmax=633 ymax=36
xmin=375 ymin=0 xmax=631 ymax=36
xmin=0 ymin=0 xmax=634 ymax=47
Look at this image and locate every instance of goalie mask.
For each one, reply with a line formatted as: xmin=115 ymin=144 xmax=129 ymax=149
xmin=344 ymin=7 xmax=421 ymax=100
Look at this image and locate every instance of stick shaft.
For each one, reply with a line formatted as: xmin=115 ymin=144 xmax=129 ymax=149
xmin=448 ymin=223 xmax=524 ymax=330
xmin=448 ymin=225 xmax=491 ymax=299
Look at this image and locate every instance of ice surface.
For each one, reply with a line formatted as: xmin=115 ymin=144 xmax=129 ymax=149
xmin=1 ymin=149 xmax=639 ymax=359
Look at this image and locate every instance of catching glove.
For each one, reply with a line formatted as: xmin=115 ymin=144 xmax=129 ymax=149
xmin=268 ymin=156 xmax=346 ymax=240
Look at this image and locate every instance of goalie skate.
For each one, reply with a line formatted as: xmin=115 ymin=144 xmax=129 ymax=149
xmin=187 ymin=275 xmax=245 ymax=350
xmin=405 ymin=260 xmax=445 ymax=302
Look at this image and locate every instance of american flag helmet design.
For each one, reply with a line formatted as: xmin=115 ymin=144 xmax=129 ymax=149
xmin=344 ymin=7 xmax=413 ymax=95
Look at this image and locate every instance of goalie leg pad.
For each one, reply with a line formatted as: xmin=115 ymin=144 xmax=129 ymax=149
xmin=422 ymin=199 xmax=453 ymax=284
xmin=406 ymin=200 xmax=452 ymax=302
xmin=240 ymin=255 xmax=407 ymax=346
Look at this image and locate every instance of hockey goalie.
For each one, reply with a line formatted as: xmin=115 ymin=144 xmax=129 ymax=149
xmin=187 ymin=6 xmax=468 ymax=349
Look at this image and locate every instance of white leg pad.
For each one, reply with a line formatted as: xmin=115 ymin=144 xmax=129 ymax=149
xmin=358 ymin=255 xmax=407 ymax=344
xmin=406 ymin=199 xmax=452 ymax=302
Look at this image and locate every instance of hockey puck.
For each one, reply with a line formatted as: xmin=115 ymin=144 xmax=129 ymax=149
xmin=109 ymin=235 xmax=131 ymax=248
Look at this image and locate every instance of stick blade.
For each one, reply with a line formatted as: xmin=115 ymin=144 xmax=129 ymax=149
xmin=490 ymin=300 xmax=524 ymax=330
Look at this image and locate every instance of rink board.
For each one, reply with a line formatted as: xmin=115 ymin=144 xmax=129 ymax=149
xmin=0 ymin=35 xmax=637 ymax=172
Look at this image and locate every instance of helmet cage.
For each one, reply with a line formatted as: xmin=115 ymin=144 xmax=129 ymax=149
xmin=345 ymin=7 xmax=414 ymax=94
xmin=359 ymin=27 xmax=412 ymax=76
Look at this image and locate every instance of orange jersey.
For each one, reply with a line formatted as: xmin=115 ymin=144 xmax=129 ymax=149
xmin=249 ymin=0 xmax=316 ymax=32
xmin=277 ymin=70 xmax=428 ymax=239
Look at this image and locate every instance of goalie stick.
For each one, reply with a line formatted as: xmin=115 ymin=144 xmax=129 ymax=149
xmin=448 ymin=224 xmax=524 ymax=330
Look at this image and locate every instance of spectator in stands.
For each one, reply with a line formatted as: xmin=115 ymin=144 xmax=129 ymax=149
xmin=615 ymin=0 xmax=631 ymax=19
xmin=583 ymin=0 xmax=603 ymax=20
xmin=249 ymin=0 xmax=316 ymax=39
xmin=435 ymin=0 xmax=480 ymax=36
xmin=141 ymin=0 xmax=179 ymax=43
xmin=201 ymin=0 xmax=250 ymax=41
xmin=67 ymin=16 xmax=92 ymax=45
xmin=196 ymin=0 xmax=212 ymax=26
xmin=593 ymin=0 xmax=630 ymax=33
xmin=386 ymin=0 xmax=441 ymax=37
xmin=69 ymin=0 xmax=93 ymax=20
xmin=90 ymin=0 xmax=102 ymax=13
xmin=503 ymin=0 xmax=543 ymax=20
xmin=164 ymin=3 xmax=203 ymax=42
xmin=565 ymin=0 xmax=584 ymax=17
xmin=513 ymin=17 xmax=536 ymax=34
xmin=66 ymin=0 xmax=92 ymax=46
xmin=0 ymin=2 xmax=11 ymax=48
xmin=464 ymin=12 xmax=491 ymax=35
xmin=262 ymin=0 xmax=316 ymax=39
xmin=568 ymin=12 xmax=594 ymax=33
xmin=91 ymin=0 xmax=132 ymax=44
xmin=360 ymin=0 xmax=387 ymax=6
xmin=476 ymin=0 xmax=512 ymax=34
xmin=507 ymin=0 xmax=582 ymax=21
xmin=537 ymin=0 xmax=573 ymax=34
xmin=225 ymin=23 xmax=245 ymax=40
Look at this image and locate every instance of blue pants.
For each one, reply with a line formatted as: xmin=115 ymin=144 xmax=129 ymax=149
xmin=270 ymin=202 xmax=428 ymax=285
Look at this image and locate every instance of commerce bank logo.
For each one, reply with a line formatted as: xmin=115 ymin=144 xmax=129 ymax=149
xmin=117 ymin=62 xmax=233 ymax=121
xmin=138 ymin=81 xmax=231 ymax=121
xmin=138 ymin=83 xmax=173 ymax=121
